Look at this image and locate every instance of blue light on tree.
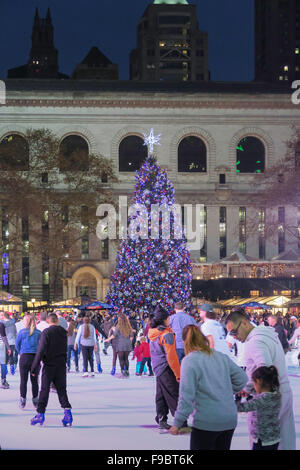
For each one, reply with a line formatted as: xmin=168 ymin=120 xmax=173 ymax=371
xmin=106 ymin=129 xmax=192 ymax=315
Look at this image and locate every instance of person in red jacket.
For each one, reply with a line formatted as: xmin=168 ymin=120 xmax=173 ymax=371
xmin=137 ymin=336 xmax=154 ymax=376
xmin=132 ymin=341 xmax=144 ymax=375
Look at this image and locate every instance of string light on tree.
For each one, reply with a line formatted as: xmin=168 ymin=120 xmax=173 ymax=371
xmin=106 ymin=128 xmax=192 ymax=315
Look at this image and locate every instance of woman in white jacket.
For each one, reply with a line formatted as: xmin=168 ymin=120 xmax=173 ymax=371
xmin=226 ymin=310 xmax=296 ymax=450
xmin=75 ymin=317 xmax=97 ymax=377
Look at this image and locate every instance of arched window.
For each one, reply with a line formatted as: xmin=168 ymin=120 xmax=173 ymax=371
xmin=178 ymin=136 xmax=207 ymax=172
xmin=119 ymin=135 xmax=147 ymax=172
xmin=236 ymin=136 xmax=265 ymax=173
xmin=59 ymin=135 xmax=89 ymax=171
xmin=295 ymin=141 xmax=300 ymax=168
xmin=0 ymin=134 xmax=29 ymax=170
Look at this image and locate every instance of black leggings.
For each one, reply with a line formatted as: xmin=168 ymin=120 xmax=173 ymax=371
xmin=190 ymin=427 xmax=235 ymax=450
xmin=19 ymin=353 xmax=40 ymax=399
xmin=81 ymin=345 xmax=94 ymax=372
xmin=118 ymin=351 xmax=130 ymax=371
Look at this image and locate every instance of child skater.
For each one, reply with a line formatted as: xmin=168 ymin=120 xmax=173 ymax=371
xmin=137 ymin=336 xmax=153 ymax=376
xmin=236 ymin=365 xmax=281 ymax=450
xmin=132 ymin=341 xmax=143 ymax=375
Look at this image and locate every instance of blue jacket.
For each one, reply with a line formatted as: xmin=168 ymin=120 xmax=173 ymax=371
xmin=169 ymin=311 xmax=196 ymax=349
xmin=15 ymin=328 xmax=41 ymax=354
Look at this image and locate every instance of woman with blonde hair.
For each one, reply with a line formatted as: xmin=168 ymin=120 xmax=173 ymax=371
xmin=170 ymin=324 xmax=248 ymax=450
xmin=75 ymin=316 xmax=97 ymax=377
xmin=105 ymin=313 xmax=133 ymax=377
xmin=15 ymin=314 xmax=42 ymax=409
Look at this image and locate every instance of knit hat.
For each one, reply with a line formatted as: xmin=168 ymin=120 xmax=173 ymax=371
xmin=200 ymin=303 xmax=214 ymax=313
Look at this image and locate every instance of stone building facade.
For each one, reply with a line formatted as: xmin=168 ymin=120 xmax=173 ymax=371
xmin=0 ymin=79 xmax=299 ymax=303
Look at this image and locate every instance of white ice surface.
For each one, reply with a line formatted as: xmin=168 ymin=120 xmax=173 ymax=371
xmin=1 ymin=348 xmax=300 ymax=450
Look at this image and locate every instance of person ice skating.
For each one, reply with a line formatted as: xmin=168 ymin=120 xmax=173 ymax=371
xmin=148 ymin=305 xmax=182 ymax=433
xmin=288 ymin=319 xmax=300 ymax=366
xmin=30 ymin=313 xmax=72 ymax=427
xmin=108 ymin=324 xmax=118 ymax=375
xmin=75 ymin=316 xmax=97 ymax=377
xmin=94 ymin=328 xmax=103 ymax=374
xmin=102 ymin=315 xmax=113 ymax=355
xmin=0 ymin=320 xmax=11 ymax=389
xmin=169 ymin=301 xmax=196 ymax=363
xmin=236 ymin=366 xmax=281 ymax=450
xmin=267 ymin=315 xmax=290 ymax=354
xmin=129 ymin=312 xmax=138 ymax=349
xmin=67 ymin=319 xmax=79 ymax=373
xmin=0 ymin=311 xmax=17 ymax=375
xmin=170 ymin=325 xmax=247 ymax=450
xmin=56 ymin=310 xmax=68 ymax=331
xmin=36 ymin=311 xmax=49 ymax=332
xmin=132 ymin=340 xmax=145 ymax=375
xmin=137 ymin=336 xmax=153 ymax=376
xmin=226 ymin=310 xmax=296 ymax=450
xmin=104 ymin=313 xmax=133 ymax=377
xmin=199 ymin=304 xmax=231 ymax=357
xmin=15 ymin=314 xmax=41 ymax=409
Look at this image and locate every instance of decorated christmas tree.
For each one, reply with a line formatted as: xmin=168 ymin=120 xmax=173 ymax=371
xmin=106 ymin=130 xmax=192 ymax=315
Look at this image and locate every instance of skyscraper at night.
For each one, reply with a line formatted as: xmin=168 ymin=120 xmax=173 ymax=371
xmin=130 ymin=0 xmax=209 ymax=82
xmin=255 ymin=0 xmax=300 ymax=82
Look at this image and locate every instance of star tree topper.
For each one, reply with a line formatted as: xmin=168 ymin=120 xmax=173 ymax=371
xmin=143 ymin=128 xmax=161 ymax=155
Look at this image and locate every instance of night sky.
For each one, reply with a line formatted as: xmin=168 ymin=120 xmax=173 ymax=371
xmin=0 ymin=0 xmax=254 ymax=81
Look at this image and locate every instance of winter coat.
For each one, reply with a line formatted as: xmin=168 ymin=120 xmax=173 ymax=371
xmin=244 ymin=325 xmax=292 ymax=396
xmin=237 ymin=390 xmax=281 ymax=446
xmin=132 ymin=345 xmax=143 ymax=362
xmin=273 ymin=323 xmax=289 ymax=352
xmin=174 ymin=350 xmax=248 ymax=432
xmin=1 ymin=319 xmax=17 ymax=345
xmin=31 ymin=325 xmax=68 ymax=371
xmin=140 ymin=341 xmax=151 ymax=358
xmin=15 ymin=328 xmax=41 ymax=354
xmin=288 ymin=326 xmax=300 ymax=350
xmin=75 ymin=323 xmax=97 ymax=348
xmin=113 ymin=326 xmax=132 ymax=353
xmin=169 ymin=311 xmax=196 ymax=349
xmin=0 ymin=322 xmax=10 ymax=363
xmin=148 ymin=325 xmax=180 ymax=380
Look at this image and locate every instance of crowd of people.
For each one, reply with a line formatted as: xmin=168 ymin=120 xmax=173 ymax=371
xmin=0 ymin=302 xmax=299 ymax=451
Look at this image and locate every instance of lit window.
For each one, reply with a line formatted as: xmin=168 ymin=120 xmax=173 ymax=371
xmin=284 ymin=65 xmax=289 ymax=71
xmin=296 ymin=48 xmax=299 ymax=54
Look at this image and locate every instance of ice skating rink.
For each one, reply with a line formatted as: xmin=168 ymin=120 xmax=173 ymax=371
xmin=1 ymin=348 xmax=300 ymax=451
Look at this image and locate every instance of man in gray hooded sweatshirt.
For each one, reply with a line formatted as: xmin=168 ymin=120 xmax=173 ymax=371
xmin=0 ymin=311 xmax=17 ymax=374
xmin=226 ymin=310 xmax=296 ymax=450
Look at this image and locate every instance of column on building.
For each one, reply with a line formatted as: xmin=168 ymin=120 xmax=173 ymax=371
xmin=206 ymin=206 xmax=220 ymax=262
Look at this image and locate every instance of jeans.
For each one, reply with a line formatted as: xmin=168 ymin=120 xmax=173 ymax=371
xmin=139 ymin=357 xmax=153 ymax=375
xmin=190 ymin=427 xmax=235 ymax=450
xmin=176 ymin=348 xmax=185 ymax=363
xmin=6 ymin=345 xmax=16 ymax=366
xmin=1 ymin=363 xmax=7 ymax=379
xmin=67 ymin=345 xmax=78 ymax=369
